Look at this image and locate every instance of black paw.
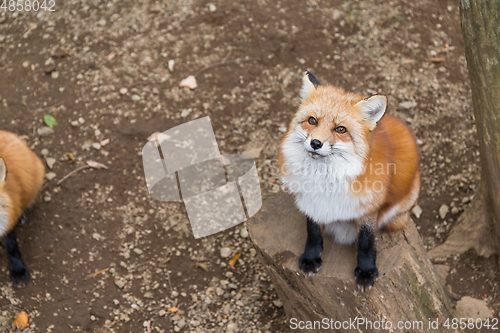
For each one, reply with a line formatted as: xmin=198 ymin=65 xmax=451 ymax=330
xmin=299 ymin=254 xmax=322 ymax=277
xmin=10 ymin=264 xmax=29 ymax=287
xmin=354 ymin=266 xmax=378 ymax=292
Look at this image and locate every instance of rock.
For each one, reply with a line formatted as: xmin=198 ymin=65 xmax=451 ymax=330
xmin=37 ymin=127 xmax=54 ymax=137
xmin=92 ymin=142 xmax=102 ymax=150
xmin=273 ymin=300 xmax=283 ymax=308
xmin=71 ymin=120 xmax=79 ymax=127
xmin=208 ymin=3 xmax=217 ymax=12
xmin=451 ymin=206 xmax=459 ymax=215
xmin=180 ymin=109 xmax=192 ymax=118
xmin=177 ymin=319 xmax=186 ymax=329
xmin=242 ymin=147 xmax=263 ymax=159
xmin=412 ymin=205 xmax=423 ymax=218
xmin=227 ymin=323 xmax=238 ymax=331
xmin=45 ymin=172 xmax=57 ymax=180
xmin=115 ymin=279 xmax=126 ymax=289
xmin=41 ymin=149 xmax=49 ymax=157
xmin=51 ymin=71 xmax=59 ymax=79
xmin=131 ymin=94 xmax=141 ymax=102
xmin=46 ymin=157 xmax=56 ymax=169
xmin=220 ymin=247 xmax=231 ymax=258
xmin=439 ymin=204 xmax=449 ymax=220
xmin=120 ymin=88 xmax=128 ymax=95
xmin=332 ymin=9 xmax=344 ymax=20
xmin=179 ymin=75 xmax=197 ymax=89
xmin=240 ymin=227 xmax=249 ymax=238
xmin=168 ymin=60 xmax=175 ymax=72
xmin=455 ymin=296 xmax=493 ymax=320
xmin=398 ymin=101 xmax=417 ymax=110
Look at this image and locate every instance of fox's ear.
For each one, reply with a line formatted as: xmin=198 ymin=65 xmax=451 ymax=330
xmin=300 ymin=71 xmax=321 ymax=102
xmin=356 ymin=95 xmax=387 ymax=130
xmin=0 ymin=158 xmax=6 ymax=184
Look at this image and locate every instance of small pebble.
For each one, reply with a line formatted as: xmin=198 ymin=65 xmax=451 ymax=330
xmin=439 ymin=204 xmax=449 ymax=220
xmin=412 ymin=205 xmax=423 ymax=219
xmin=220 ymin=247 xmax=231 ymax=258
xmin=41 ymin=149 xmax=49 ymax=157
xmin=92 ymin=143 xmax=102 ymax=150
xmin=132 ymin=94 xmax=141 ymax=102
xmin=120 ymin=87 xmax=128 ymax=95
xmin=45 ymin=172 xmax=56 ymax=180
xmin=37 ymin=127 xmax=54 ymax=137
xmin=51 ymin=71 xmax=59 ymax=79
xmin=46 ymin=157 xmax=56 ymax=169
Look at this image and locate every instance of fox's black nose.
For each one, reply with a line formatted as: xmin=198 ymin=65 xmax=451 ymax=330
xmin=310 ymin=139 xmax=323 ymax=150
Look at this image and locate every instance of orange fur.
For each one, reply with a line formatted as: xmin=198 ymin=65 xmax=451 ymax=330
xmin=0 ymin=131 xmax=45 ymax=235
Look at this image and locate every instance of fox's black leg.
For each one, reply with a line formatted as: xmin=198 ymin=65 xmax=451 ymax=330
xmin=354 ymin=224 xmax=378 ymax=292
xmin=18 ymin=211 xmax=27 ymax=225
xmin=5 ymin=229 xmax=29 ymax=287
xmin=299 ymin=217 xmax=323 ymax=277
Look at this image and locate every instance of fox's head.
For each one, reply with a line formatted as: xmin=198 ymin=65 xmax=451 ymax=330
xmin=281 ymin=72 xmax=387 ymax=182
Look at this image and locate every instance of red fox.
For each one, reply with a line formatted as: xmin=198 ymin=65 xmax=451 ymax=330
xmin=278 ymin=72 xmax=420 ymax=291
xmin=0 ymin=131 xmax=45 ymax=286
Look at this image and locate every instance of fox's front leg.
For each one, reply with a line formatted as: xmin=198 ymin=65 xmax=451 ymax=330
xmin=299 ymin=217 xmax=323 ymax=277
xmin=354 ymin=222 xmax=378 ymax=292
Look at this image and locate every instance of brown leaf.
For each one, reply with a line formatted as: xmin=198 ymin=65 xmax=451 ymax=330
xmin=195 ymin=262 xmax=208 ymax=271
xmin=13 ymin=311 xmax=29 ymax=329
xmin=87 ymin=160 xmax=108 ymax=170
xmin=229 ymin=252 xmax=241 ymax=269
xmin=425 ymin=57 xmax=445 ymax=63
xmin=64 ymin=152 xmax=75 ymax=164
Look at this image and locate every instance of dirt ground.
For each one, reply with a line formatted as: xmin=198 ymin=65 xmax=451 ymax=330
xmin=0 ymin=0 xmax=498 ymax=332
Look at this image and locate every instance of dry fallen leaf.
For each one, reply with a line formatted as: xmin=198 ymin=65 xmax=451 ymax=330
xmin=425 ymin=57 xmax=445 ymax=63
xmin=179 ymin=75 xmax=197 ymax=89
xmin=13 ymin=311 xmax=29 ymax=329
xmin=229 ymin=252 xmax=241 ymax=269
xmin=87 ymin=160 xmax=108 ymax=169
xmin=64 ymin=152 xmax=75 ymax=164
xmin=195 ymin=262 xmax=208 ymax=271
xmin=168 ymin=307 xmax=179 ymax=313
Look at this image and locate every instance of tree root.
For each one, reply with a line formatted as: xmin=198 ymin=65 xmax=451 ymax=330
xmin=428 ymin=191 xmax=498 ymax=260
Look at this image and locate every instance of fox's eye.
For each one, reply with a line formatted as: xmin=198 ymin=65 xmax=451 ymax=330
xmin=308 ymin=117 xmax=318 ymax=125
xmin=335 ymin=126 xmax=347 ymax=134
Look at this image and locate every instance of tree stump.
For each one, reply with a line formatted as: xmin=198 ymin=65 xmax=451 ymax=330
xmin=248 ymin=192 xmax=452 ymax=332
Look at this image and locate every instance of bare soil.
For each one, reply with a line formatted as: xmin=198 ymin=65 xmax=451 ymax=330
xmin=0 ymin=0 xmax=498 ymax=332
